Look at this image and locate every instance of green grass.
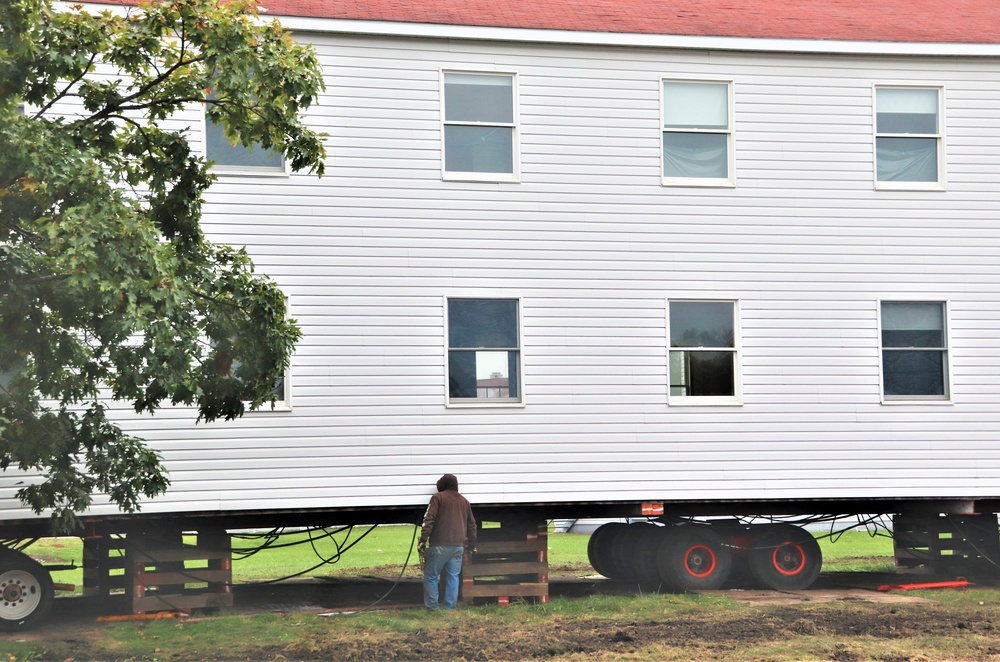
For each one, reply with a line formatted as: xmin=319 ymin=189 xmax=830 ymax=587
xmin=3 ymin=588 xmax=994 ymax=662
xmin=25 ymin=524 xmax=897 ymax=596
xmin=3 ymin=529 xmax=995 ymax=662
xmin=815 ymin=529 xmax=896 ymax=572
xmin=229 ymin=524 xmax=423 ymax=579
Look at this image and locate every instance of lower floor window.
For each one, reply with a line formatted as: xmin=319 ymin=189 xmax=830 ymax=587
xmin=669 ymin=300 xmax=740 ymax=403
xmin=447 ymin=298 xmax=521 ymax=404
xmin=880 ymin=301 xmax=950 ymax=401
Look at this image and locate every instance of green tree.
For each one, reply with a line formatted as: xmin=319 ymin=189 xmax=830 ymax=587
xmin=0 ymin=0 xmax=325 ymax=531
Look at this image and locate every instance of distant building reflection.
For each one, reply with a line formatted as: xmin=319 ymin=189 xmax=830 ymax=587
xmin=477 ymin=372 xmax=510 ymax=398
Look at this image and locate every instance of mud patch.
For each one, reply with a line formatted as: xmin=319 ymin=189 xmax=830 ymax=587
xmin=718 ymin=588 xmax=929 ymax=606
xmin=13 ymin=572 xmax=999 ymax=661
xmin=245 ymin=602 xmax=998 ymax=661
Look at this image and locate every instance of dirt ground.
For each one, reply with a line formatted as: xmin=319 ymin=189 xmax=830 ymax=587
xmin=11 ymin=569 xmax=1000 ymax=661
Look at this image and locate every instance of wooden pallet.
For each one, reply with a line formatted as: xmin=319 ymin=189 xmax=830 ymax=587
xmin=82 ymin=535 xmax=126 ymax=599
xmin=83 ymin=529 xmax=233 ymax=614
xmin=893 ymin=513 xmax=1000 ymax=578
xmin=462 ymin=521 xmax=548 ymax=605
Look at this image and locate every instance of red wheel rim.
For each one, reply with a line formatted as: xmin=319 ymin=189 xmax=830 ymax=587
xmin=683 ymin=544 xmax=717 ymax=578
xmin=771 ymin=542 xmax=807 ymax=576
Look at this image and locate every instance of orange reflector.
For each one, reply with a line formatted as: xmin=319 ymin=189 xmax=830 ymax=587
xmin=641 ymin=502 xmax=664 ymax=516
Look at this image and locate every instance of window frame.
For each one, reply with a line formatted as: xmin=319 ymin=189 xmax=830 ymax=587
xmin=873 ymin=84 xmax=946 ymax=191
xmin=660 ymin=78 xmax=735 ymax=188
xmin=666 ymin=299 xmax=743 ymax=406
xmin=877 ymin=299 xmax=953 ymax=405
xmin=203 ymin=99 xmax=289 ymax=177
xmin=440 ymin=70 xmax=520 ymax=183
xmin=444 ymin=295 xmax=525 ymax=408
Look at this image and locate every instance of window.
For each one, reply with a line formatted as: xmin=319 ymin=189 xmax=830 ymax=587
xmin=669 ymin=300 xmax=741 ymax=404
xmin=447 ymin=298 xmax=521 ymax=404
xmin=442 ymin=72 xmax=517 ymax=181
xmin=662 ymin=80 xmax=733 ymax=185
xmin=267 ymin=369 xmax=291 ymax=410
xmin=879 ymin=301 xmax=950 ymax=402
xmin=218 ymin=295 xmax=292 ymax=411
xmin=875 ymin=87 xmax=944 ymax=187
xmin=227 ymin=361 xmax=291 ymax=411
xmin=205 ymin=91 xmax=285 ymax=174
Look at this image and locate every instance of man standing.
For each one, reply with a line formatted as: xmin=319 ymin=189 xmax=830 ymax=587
xmin=418 ymin=473 xmax=477 ymax=611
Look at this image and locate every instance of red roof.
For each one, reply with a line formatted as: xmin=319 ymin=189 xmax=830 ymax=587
xmin=89 ymin=0 xmax=1000 ymax=44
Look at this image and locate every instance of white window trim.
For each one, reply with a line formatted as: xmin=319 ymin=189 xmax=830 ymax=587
xmin=444 ymin=294 xmax=525 ymax=408
xmin=877 ymin=298 xmax=953 ymax=405
xmin=873 ymin=84 xmax=946 ymax=191
xmin=203 ymin=105 xmax=290 ymax=178
xmin=440 ymin=69 xmax=521 ymax=184
xmin=660 ymin=77 xmax=736 ymax=188
xmin=666 ymin=298 xmax=743 ymax=406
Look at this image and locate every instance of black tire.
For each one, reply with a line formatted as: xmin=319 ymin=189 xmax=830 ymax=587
xmin=657 ymin=526 xmax=732 ymax=591
xmin=0 ymin=552 xmax=54 ymax=631
xmin=633 ymin=525 xmax=669 ymax=586
xmin=747 ymin=525 xmax=822 ymax=590
xmin=609 ymin=523 xmax=659 ymax=582
xmin=603 ymin=523 xmax=639 ymax=580
xmin=587 ymin=523 xmax=626 ymax=578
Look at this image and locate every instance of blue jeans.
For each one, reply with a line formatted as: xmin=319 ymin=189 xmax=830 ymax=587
xmin=423 ymin=545 xmax=464 ymax=610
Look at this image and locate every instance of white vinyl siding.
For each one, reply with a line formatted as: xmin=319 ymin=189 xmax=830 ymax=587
xmin=661 ymin=79 xmax=734 ymax=186
xmin=442 ymin=71 xmax=519 ymax=181
xmin=4 ymin=28 xmax=1000 ymax=521
xmin=874 ymin=85 xmax=945 ymax=189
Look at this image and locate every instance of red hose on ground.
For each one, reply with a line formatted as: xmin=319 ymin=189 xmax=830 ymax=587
xmin=877 ymin=578 xmax=974 ymax=591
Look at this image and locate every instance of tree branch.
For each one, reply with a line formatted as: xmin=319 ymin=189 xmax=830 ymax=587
xmin=3 ymin=273 xmax=70 ymax=288
xmin=0 ymin=220 xmax=41 ymax=245
xmin=35 ymin=51 xmax=99 ymax=119
xmin=84 ymin=50 xmax=207 ymax=125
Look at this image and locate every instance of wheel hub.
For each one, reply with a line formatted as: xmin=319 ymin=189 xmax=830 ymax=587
xmin=773 ymin=543 xmax=806 ymax=575
xmin=2 ymin=581 xmax=24 ymax=603
xmin=684 ymin=544 xmax=717 ymax=577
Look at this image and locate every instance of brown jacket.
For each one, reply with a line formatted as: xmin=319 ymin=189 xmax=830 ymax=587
xmin=420 ymin=475 xmax=477 ymax=548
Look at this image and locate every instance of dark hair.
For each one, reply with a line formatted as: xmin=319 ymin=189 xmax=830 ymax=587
xmin=436 ymin=474 xmax=458 ymax=492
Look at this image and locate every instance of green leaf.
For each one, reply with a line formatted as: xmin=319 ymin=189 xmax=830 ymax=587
xmin=0 ymin=0 xmax=320 ymax=533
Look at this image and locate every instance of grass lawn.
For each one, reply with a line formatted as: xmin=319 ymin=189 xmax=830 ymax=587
xmin=6 ymin=526 xmax=997 ymax=661
xmin=28 ymin=524 xmax=896 ymax=595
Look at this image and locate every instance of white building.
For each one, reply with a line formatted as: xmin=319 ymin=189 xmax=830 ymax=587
xmin=6 ymin=0 xmax=1000 ymax=533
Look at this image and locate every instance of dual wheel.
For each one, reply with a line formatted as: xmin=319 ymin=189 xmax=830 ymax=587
xmin=0 ymin=551 xmax=54 ymax=631
xmin=587 ymin=522 xmax=822 ymax=591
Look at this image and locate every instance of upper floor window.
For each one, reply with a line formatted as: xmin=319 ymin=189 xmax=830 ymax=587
xmin=668 ymin=300 xmax=741 ymax=405
xmin=447 ymin=298 xmax=521 ymax=405
xmin=879 ymin=301 xmax=950 ymax=402
xmin=442 ymin=72 xmax=518 ymax=182
xmin=662 ymin=80 xmax=734 ymax=186
xmin=205 ymin=91 xmax=285 ymax=175
xmin=875 ymin=86 xmax=944 ymax=189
